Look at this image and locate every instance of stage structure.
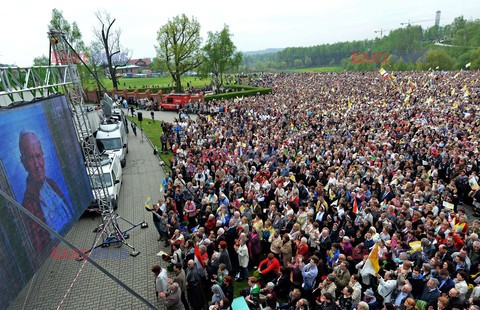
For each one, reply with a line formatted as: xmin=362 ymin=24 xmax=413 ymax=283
xmin=0 ymin=30 xmax=156 ymax=309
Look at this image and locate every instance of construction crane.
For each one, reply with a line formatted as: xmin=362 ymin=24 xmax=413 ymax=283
xmin=401 ymin=19 xmax=436 ymax=26
xmin=374 ymin=28 xmax=392 ymax=38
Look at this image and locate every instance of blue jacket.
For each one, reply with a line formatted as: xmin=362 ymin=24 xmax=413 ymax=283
xmin=301 ymin=263 xmax=318 ymax=291
xmin=437 ymin=276 xmax=455 ymax=294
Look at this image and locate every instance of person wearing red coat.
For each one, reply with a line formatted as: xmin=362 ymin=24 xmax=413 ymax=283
xmin=205 ymin=214 xmax=217 ymax=234
xmin=258 ymin=253 xmax=281 ymax=284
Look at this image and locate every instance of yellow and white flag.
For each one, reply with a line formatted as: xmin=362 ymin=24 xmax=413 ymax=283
xmin=145 ymin=196 xmax=151 ymax=208
xmin=466 ymin=63 xmax=471 ymax=68
xmin=379 ymin=68 xmax=389 ymax=78
xmin=361 ymin=243 xmax=380 ymax=276
xmin=409 ymin=241 xmax=422 ymax=253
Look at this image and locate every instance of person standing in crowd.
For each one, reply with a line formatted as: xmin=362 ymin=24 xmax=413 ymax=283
xmin=218 ymin=241 xmax=232 ymax=273
xmin=151 ymin=264 xmax=168 ymax=299
xmin=173 ymin=263 xmax=189 ymax=310
xmin=186 ymin=260 xmax=205 ymax=310
xmin=153 ymin=72 xmax=480 ymax=310
xmin=159 ymin=281 xmax=182 ymax=310
xmin=130 ymin=122 xmax=137 ymax=136
xmin=301 ymin=256 xmax=319 ymax=298
xmin=235 ymin=238 xmax=249 ymax=282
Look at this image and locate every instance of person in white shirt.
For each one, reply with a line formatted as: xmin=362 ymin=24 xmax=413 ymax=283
xmin=454 ymin=271 xmax=469 ymax=301
xmin=234 ymin=238 xmax=249 ymax=281
xmin=377 ymin=272 xmax=397 ymax=303
xmin=152 ymin=264 xmax=168 ymax=298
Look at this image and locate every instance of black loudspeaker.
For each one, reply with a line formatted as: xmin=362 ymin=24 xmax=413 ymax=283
xmin=137 ymin=112 xmax=143 ymax=122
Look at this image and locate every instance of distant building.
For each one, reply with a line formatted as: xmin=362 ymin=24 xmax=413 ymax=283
xmin=116 ymin=64 xmax=140 ymax=75
xmin=128 ymin=58 xmax=152 ymax=70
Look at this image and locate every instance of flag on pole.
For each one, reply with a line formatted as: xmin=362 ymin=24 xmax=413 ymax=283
xmin=379 ymin=68 xmax=389 ymax=78
xmin=352 ymin=197 xmax=358 ymax=214
xmin=145 ymin=196 xmax=151 ymax=208
xmin=194 ymin=245 xmax=205 ymax=268
xmin=466 ymin=62 xmax=471 ymax=68
xmin=361 ymin=243 xmax=380 ymax=276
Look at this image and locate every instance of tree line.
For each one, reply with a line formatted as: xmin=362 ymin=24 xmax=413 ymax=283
xmin=33 ymin=10 xmax=242 ymax=92
xmin=241 ymin=16 xmax=480 ymax=71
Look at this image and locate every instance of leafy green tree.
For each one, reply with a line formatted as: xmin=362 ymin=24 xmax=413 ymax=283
xmin=200 ymin=25 xmax=242 ymax=91
xmin=417 ymin=49 xmax=454 ymax=70
xmin=293 ymin=59 xmax=304 ymax=68
xmin=49 ymin=9 xmax=94 ymax=89
xmin=33 ymin=55 xmax=49 ymax=66
xmin=470 ymin=48 xmax=480 ymax=70
xmin=304 ymin=56 xmax=312 ymax=67
xmin=155 ymin=14 xmax=202 ymax=92
xmin=49 ymin=9 xmax=85 ymax=51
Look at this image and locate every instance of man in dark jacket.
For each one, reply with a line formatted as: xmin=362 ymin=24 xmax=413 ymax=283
xmin=186 ymin=260 xmax=205 ymax=310
xmin=436 ymin=269 xmax=455 ymax=295
xmin=218 ymin=241 xmax=232 ymax=273
xmin=316 ymin=292 xmax=335 ymax=310
xmin=419 ymin=278 xmax=441 ymax=309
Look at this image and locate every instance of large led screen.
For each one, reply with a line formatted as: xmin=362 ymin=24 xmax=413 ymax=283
xmin=0 ymin=95 xmax=93 ymax=309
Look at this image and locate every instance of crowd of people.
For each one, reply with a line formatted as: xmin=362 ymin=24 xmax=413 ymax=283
xmin=148 ymin=70 xmax=480 ymax=310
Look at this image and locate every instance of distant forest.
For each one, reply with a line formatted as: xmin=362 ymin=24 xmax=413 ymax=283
xmin=240 ymin=16 xmax=480 ymax=71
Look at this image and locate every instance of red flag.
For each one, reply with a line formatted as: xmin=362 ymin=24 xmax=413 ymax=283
xmin=353 ymin=197 xmax=358 ymax=214
xmin=194 ymin=245 xmax=205 ymax=268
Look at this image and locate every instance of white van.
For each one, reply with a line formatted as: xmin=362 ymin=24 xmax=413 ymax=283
xmin=95 ymin=119 xmax=128 ymax=167
xmin=86 ymin=154 xmax=122 ymax=210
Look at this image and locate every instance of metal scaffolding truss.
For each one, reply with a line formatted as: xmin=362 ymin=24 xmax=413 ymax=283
xmin=49 ymin=30 xmax=112 ymax=215
xmin=0 ymin=65 xmax=75 ymax=106
xmin=0 ymin=29 xmax=150 ymax=309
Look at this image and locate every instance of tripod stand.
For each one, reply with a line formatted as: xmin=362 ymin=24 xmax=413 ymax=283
xmin=78 ymin=210 xmax=144 ymax=259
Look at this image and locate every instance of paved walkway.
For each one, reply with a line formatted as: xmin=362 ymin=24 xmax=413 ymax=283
xmin=9 ymin=126 xmax=169 ymax=310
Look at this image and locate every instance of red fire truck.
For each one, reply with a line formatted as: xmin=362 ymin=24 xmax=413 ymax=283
xmin=160 ymin=93 xmax=191 ymax=111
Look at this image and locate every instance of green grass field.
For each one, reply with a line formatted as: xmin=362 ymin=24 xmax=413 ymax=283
xmin=286 ymin=66 xmax=343 ymax=72
xmin=86 ymin=76 xmax=212 ymax=91
xmin=127 ymin=116 xmax=173 ymax=170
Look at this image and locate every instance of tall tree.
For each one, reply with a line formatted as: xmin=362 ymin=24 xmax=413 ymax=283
xmin=93 ymin=10 xmax=129 ymax=89
xmin=49 ymin=9 xmax=85 ymax=51
xmin=200 ymin=25 xmax=242 ymax=91
xmin=155 ymin=14 xmax=202 ymax=92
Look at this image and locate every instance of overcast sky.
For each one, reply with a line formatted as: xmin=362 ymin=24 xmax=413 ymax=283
xmin=1 ymin=0 xmax=479 ymax=66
